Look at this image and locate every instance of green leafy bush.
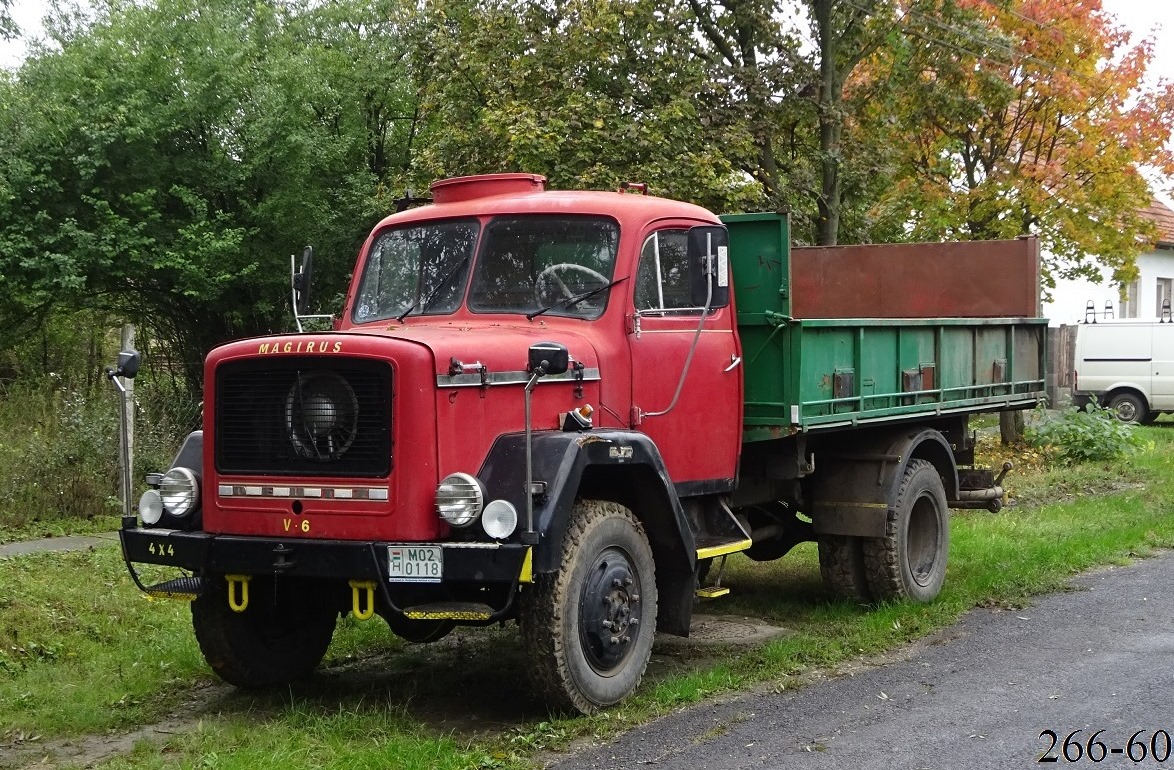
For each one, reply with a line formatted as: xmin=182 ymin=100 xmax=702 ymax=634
xmin=1025 ymin=403 xmax=1144 ymax=465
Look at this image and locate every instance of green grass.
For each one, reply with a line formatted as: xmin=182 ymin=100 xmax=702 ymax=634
xmin=3 ymin=427 xmax=1173 ymax=769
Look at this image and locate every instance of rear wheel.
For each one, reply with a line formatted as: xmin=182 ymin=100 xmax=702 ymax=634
xmin=192 ymin=574 xmax=337 ymax=688
xmin=520 ymin=500 xmax=657 ymax=713
xmin=1107 ymin=392 xmax=1146 ymax=423
xmin=862 ymin=460 xmax=950 ymax=603
xmin=818 ymin=535 xmax=871 ymax=602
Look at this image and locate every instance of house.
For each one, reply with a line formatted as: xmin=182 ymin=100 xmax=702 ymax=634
xmin=1043 ymin=198 xmax=1174 ymax=325
xmin=1039 ymin=199 xmax=1174 ymax=405
xmin=1119 ymin=200 xmax=1174 ymax=319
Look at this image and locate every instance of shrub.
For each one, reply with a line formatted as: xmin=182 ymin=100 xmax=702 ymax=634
xmin=1025 ymin=403 xmax=1144 ymax=465
xmin=0 ymin=377 xmax=198 ymax=531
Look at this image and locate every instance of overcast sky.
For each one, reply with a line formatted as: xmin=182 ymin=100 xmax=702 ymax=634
xmin=4 ymin=0 xmax=1173 ymax=73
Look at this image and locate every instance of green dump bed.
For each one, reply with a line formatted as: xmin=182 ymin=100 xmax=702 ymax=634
xmin=723 ymin=213 xmax=1048 ymax=443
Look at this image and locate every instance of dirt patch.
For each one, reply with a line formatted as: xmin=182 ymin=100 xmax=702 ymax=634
xmin=2 ymin=683 xmax=227 ymax=770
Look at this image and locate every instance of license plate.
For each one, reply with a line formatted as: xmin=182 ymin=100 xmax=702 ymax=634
xmin=387 ymin=545 xmax=443 ymax=583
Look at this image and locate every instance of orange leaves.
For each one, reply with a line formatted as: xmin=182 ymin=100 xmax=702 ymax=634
xmin=857 ymin=0 xmax=1172 ymax=281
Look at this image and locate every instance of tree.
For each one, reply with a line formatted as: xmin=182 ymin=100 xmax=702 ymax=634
xmin=411 ymin=0 xmax=763 ymax=212
xmin=862 ymin=0 xmax=1174 ymax=289
xmin=685 ymin=0 xmax=922 ymax=245
xmin=0 ymin=0 xmax=425 ymax=388
xmin=808 ymin=0 xmax=897 ymax=244
xmin=0 ymin=0 xmax=17 ymax=41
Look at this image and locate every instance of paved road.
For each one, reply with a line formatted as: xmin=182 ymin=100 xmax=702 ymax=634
xmin=0 ymin=532 xmax=118 ymax=558
xmin=550 ymin=552 xmax=1174 ymax=769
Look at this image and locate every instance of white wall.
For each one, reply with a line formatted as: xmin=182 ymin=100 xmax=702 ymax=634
xmin=1043 ymin=247 xmax=1174 ymax=326
xmin=1044 ymin=271 xmax=1119 ymax=326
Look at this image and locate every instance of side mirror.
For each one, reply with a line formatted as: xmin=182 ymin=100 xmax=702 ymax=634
xmin=293 ymin=245 xmax=314 ymax=316
xmin=687 ymin=225 xmax=730 ymax=309
xmin=114 ymin=349 xmax=140 ymax=379
xmin=528 ymin=341 xmax=569 ymax=376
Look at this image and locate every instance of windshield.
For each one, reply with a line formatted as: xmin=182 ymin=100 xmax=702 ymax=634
xmin=469 ymin=216 xmax=620 ymax=319
xmin=353 ymin=219 xmax=479 ymax=323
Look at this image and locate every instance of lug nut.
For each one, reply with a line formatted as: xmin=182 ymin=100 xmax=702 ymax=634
xmin=621 ymin=635 xmax=631 ymax=643
xmin=602 ymin=620 xmax=614 ymax=630
xmin=629 ymin=618 xmax=639 ymax=626
xmin=624 ymin=577 xmax=633 ymax=586
xmin=610 ymin=636 xmax=620 ymax=645
xmin=613 ymin=579 xmax=623 ymax=588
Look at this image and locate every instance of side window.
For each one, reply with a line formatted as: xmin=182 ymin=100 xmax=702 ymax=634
xmin=635 ymin=230 xmax=693 ymax=312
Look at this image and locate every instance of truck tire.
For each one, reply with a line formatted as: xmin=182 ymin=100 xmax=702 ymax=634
xmin=862 ymin=460 xmax=949 ymax=603
xmin=520 ymin=499 xmax=657 ymax=713
xmin=192 ymin=574 xmax=337 ymax=688
xmin=1107 ymin=392 xmax=1145 ymax=423
xmin=817 ymin=536 xmax=871 ymax=602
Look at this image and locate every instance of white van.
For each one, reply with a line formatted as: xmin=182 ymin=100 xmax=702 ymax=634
xmin=1072 ymin=319 xmax=1174 ymax=422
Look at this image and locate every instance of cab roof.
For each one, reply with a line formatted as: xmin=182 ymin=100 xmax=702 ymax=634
xmin=371 ymin=173 xmax=720 ymax=232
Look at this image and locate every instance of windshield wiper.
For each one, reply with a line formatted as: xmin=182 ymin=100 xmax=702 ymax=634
xmin=395 ymin=256 xmax=470 ymax=322
xmin=526 ymin=276 xmax=628 ymax=321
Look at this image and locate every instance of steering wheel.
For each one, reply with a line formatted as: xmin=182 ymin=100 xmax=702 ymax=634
xmin=534 ymin=263 xmax=609 ymax=306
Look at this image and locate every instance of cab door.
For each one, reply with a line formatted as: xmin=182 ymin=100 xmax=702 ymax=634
xmin=627 ymin=227 xmax=742 ymax=487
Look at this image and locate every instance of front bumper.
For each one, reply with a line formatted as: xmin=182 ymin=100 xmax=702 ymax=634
xmin=119 ymin=527 xmax=532 ymax=585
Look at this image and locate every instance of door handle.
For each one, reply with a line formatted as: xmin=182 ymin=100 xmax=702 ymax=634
xmin=724 ymin=355 xmax=742 ymax=373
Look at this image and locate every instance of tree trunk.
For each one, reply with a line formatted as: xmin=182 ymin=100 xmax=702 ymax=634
xmin=814 ymin=0 xmax=841 ymax=246
xmin=999 ymin=410 xmax=1024 ymax=445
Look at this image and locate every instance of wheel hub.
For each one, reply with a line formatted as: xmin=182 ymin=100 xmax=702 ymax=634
xmin=907 ymin=495 xmax=940 ymax=587
xmin=579 ymin=547 xmax=643 ymax=673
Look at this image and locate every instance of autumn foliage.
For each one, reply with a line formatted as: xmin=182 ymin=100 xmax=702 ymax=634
xmin=860 ymin=0 xmax=1174 ymax=289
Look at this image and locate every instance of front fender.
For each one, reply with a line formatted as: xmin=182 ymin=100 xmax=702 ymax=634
xmin=477 ymin=430 xmax=695 ymax=576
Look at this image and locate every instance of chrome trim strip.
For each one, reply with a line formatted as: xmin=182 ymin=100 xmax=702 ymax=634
xmin=436 ymin=367 xmax=601 ymax=388
xmin=218 ymin=485 xmax=390 ymax=501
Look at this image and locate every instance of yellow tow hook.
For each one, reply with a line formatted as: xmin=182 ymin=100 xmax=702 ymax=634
xmin=349 ymin=580 xmax=376 ymax=621
xmin=226 ymin=574 xmax=252 ymax=613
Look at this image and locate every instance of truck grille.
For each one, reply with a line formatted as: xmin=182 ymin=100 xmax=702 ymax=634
xmin=215 ymin=358 xmax=392 ymax=477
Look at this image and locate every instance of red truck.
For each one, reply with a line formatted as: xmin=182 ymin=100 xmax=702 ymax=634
xmin=115 ymin=173 xmax=1045 ymax=713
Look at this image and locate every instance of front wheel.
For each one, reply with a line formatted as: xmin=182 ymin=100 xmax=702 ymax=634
xmin=862 ymin=460 xmax=950 ymax=603
xmin=192 ymin=574 xmax=337 ymax=688
xmin=520 ymin=500 xmax=657 ymax=713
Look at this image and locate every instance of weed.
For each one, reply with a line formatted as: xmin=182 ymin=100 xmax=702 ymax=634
xmin=0 ymin=372 xmax=198 ymax=539
xmin=1025 ymin=403 xmax=1143 ymax=464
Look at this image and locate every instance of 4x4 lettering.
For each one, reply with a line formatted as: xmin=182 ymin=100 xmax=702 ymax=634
xmin=147 ymin=542 xmax=174 ymax=557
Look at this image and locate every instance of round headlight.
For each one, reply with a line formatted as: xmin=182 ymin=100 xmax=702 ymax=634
xmin=482 ymin=499 xmax=518 ymax=539
xmin=160 ymin=467 xmax=199 ymax=517
xmin=436 ymin=472 xmax=484 ymax=527
xmin=139 ymin=489 xmax=164 ymax=526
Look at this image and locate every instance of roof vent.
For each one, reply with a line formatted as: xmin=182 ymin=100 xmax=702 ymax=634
xmin=430 ymin=173 xmax=547 ymax=204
